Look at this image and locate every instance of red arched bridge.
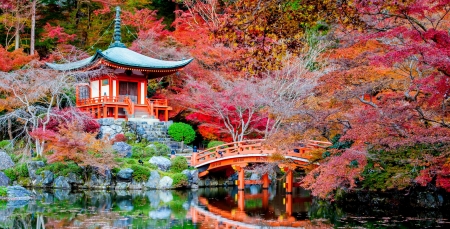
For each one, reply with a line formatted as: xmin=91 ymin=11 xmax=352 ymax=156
xmin=187 ymin=139 xmax=331 ymax=193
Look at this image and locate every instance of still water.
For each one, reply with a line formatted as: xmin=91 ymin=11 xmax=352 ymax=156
xmin=1 ymin=184 xmax=449 ymax=228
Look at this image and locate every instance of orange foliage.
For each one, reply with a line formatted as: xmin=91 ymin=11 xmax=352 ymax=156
xmin=42 ymin=122 xmax=116 ymax=174
xmin=0 ymin=46 xmax=37 ymax=72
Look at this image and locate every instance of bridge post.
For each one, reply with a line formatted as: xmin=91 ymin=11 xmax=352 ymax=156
xmin=262 ymin=173 xmax=270 ymax=189
xmin=285 ymin=193 xmax=293 ymax=216
xmin=262 ymin=189 xmax=269 ymax=209
xmin=238 ymin=190 xmax=245 ymax=211
xmin=238 ymin=167 xmax=245 ymax=191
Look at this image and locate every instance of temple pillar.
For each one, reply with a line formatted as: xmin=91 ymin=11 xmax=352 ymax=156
xmin=164 ymin=109 xmax=168 ymax=121
xmin=103 ymin=106 xmax=107 ymax=118
xmin=97 ymin=106 xmax=101 ymax=119
xmin=150 ymin=102 xmax=154 ymax=117
xmin=286 ymin=169 xmax=293 ymax=194
xmin=262 ymin=173 xmax=270 ymax=189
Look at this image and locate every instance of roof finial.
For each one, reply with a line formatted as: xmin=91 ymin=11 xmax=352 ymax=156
xmin=110 ymin=6 xmax=126 ymax=48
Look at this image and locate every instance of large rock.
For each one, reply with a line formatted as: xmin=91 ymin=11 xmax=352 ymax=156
xmin=157 ymin=176 xmax=173 ymax=189
xmin=7 ymin=186 xmax=33 ymax=199
xmin=182 ymin=170 xmax=192 ymax=184
xmin=0 ymin=172 xmax=9 ymax=186
xmin=190 ymin=170 xmax=199 ymax=184
xmin=117 ymin=168 xmax=133 ymax=181
xmin=113 ymin=142 xmax=132 ymax=158
xmin=145 ymin=171 xmax=160 ymax=189
xmin=98 ymin=118 xmax=114 ymax=126
xmin=42 ymin=170 xmax=54 ymax=186
xmin=53 ymin=176 xmax=70 ymax=189
xmin=67 ymin=173 xmax=83 ymax=185
xmin=0 ymin=151 xmax=14 ymax=170
xmin=149 ymin=156 xmax=171 ymax=171
xmin=27 ymin=161 xmax=45 ymax=180
xmin=86 ymin=171 xmax=112 ymax=189
xmin=115 ymin=182 xmax=129 ymax=190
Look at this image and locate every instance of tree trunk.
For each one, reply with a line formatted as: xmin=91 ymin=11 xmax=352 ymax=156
xmin=7 ymin=118 xmax=13 ymax=140
xmin=15 ymin=11 xmax=20 ymax=50
xmin=30 ymin=0 xmax=36 ymax=55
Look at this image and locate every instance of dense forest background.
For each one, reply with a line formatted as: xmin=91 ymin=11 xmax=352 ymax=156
xmin=0 ymin=0 xmax=449 ymax=199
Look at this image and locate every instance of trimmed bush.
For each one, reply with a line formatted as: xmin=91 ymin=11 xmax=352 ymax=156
xmin=0 ymin=140 xmax=10 ymax=149
xmin=153 ymin=142 xmax=170 ymax=155
xmin=112 ymin=133 xmax=127 ymax=143
xmin=3 ymin=168 xmax=17 ymax=182
xmin=168 ymin=122 xmax=196 ymax=144
xmin=130 ymin=165 xmax=151 ymax=182
xmin=171 ymin=173 xmax=188 ymax=188
xmin=171 ymin=156 xmax=188 ymax=173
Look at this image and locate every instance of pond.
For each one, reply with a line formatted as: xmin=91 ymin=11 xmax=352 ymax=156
xmin=1 ymin=184 xmax=450 ymax=228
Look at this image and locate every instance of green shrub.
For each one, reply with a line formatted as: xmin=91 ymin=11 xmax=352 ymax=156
xmin=0 ymin=186 xmax=7 ymax=197
xmin=168 ymin=122 xmax=196 ymax=144
xmin=3 ymin=163 xmax=28 ymax=182
xmin=130 ymin=165 xmax=151 ymax=182
xmin=124 ymin=132 xmax=137 ymax=143
xmin=171 ymin=173 xmax=188 ymax=188
xmin=0 ymin=140 xmax=10 ymax=149
xmin=171 ymin=156 xmax=188 ymax=173
xmin=153 ymin=142 xmax=170 ymax=155
xmin=131 ymin=145 xmax=156 ymax=159
xmin=3 ymin=168 xmax=16 ymax=182
xmin=36 ymin=162 xmax=83 ymax=177
xmin=17 ymin=163 xmax=29 ymax=177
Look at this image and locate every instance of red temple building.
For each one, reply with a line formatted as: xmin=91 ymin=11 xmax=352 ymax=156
xmin=46 ymin=7 xmax=193 ymax=121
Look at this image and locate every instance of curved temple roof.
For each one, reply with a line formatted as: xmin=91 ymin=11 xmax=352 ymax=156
xmin=46 ymin=47 xmax=193 ymax=72
xmin=46 ymin=6 xmax=193 ymax=76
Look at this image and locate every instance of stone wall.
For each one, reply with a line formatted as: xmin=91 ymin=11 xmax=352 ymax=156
xmin=98 ymin=118 xmax=173 ymax=142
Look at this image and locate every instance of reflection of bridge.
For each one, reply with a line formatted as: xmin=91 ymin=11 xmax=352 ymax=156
xmin=189 ymin=191 xmax=314 ymax=229
xmin=189 ymin=139 xmax=331 ymax=193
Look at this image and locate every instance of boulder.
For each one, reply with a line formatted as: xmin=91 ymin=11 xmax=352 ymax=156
xmin=113 ymin=142 xmax=132 ymax=158
xmin=115 ymin=182 xmax=129 ymax=190
xmin=0 ymin=172 xmax=10 ymax=186
xmin=190 ymin=170 xmax=199 ymax=184
xmin=53 ymin=176 xmax=70 ymax=189
xmin=41 ymin=170 xmax=54 ymax=186
xmin=182 ymin=170 xmax=192 ymax=184
xmin=87 ymin=171 xmax=111 ymax=188
xmin=149 ymin=207 xmax=171 ymax=219
xmin=27 ymin=161 xmax=45 ymax=180
xmin=67 ymin=173 xmax=83 ymax=185
xmin=117 ymin=168 xmax=133 ymax=181
xmin=54 ymin=189 xmax=70 ymax=200
xmin=7 ymin=186 xmax=33 ymax=199
xmin=191 ymin=184 xmax=199 ymax=189
xmin=98 ymin=118 xmax=114 ymax=126
xmin=145 ymin=171 xmax=160 ymax=189
xmin=157 ymin=176 xmax=173 ymax=189
xmin=149 ymin=157 xmax=171 ymax=171
xmin=129 ymin=180 xmax=143 ymax=190
xmin=0 ymin=151 xmax=14 ymax=170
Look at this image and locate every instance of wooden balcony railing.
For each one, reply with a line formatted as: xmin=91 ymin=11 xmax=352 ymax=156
xmin=147 ymin=98 xmax=168 ymax=106
xmin=76 ymin=96 xmax=122 ymax=106
xmin=124 ymin=97 xmax=134 ymax=115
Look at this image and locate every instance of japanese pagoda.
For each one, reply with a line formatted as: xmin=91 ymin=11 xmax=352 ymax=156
xmin=46 ymin=6 xmax=193 ymax=121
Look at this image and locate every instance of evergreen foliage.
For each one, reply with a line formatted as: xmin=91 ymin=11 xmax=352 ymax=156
xmin=168 ymin=122 xmax=196 ymax=145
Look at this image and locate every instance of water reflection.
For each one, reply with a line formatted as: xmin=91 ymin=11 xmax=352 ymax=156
xmin=1 ymin=185 xmax=449 ymax=228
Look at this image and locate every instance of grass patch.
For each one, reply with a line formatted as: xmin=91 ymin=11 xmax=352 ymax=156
xmin=0 ymin=186 xmax=7 ymax=197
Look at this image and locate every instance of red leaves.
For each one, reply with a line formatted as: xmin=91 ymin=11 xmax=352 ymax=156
xmin=41 ymin=23 xmax=76 ymax=44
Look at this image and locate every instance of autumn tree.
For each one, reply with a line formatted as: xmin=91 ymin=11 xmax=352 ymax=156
xmin=31 ymin=121 xmax=116 ymax=174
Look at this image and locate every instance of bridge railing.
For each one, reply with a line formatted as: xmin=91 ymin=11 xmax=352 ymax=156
xmin=191 ymin=139 xmax=332 ymax=167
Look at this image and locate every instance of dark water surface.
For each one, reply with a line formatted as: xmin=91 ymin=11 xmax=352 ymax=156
xmin=1 ymin=184 xmax=449 ymax=228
